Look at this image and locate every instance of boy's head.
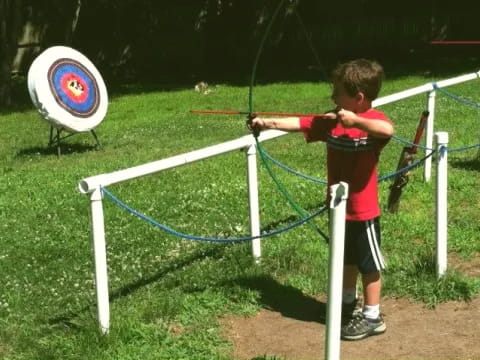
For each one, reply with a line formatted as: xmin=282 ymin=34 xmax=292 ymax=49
xmin=331 ymin=59 xmax=384 ymax=102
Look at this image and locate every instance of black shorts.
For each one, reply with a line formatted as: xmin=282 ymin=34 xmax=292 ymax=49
xmin=344 ymin=217 xmax=386 ymax=274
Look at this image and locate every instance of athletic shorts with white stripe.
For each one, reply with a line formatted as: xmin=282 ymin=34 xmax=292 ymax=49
xmin=344 ymin=217 xmax=386 ymax=274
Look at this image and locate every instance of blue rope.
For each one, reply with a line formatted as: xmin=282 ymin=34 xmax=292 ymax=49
xmin=100 ymin=186 xmax=328 ymax=243
xmin=259 ymin=135 xmax=478 ymax=183
xmin=446 ymin=142 xmax=480 ymax=153
xmin=378 ymin=150 xmax=436 ymax=182
xmin=430 ymin=82 xmax=480 ymax=153
xmin=432 ymin=83 xmax=480 ymax=108
xmin=258 ymin=136 xmax=436 ymax=184
xmin=391 ymin=134 xmax=434 ymax=151
xmin=258 ymin=146 xmax=327 ymax=184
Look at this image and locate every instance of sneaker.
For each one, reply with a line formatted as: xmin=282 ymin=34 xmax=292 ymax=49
xmin=341 ymin=313 xmax=386 ymax=341
xmin=341 ymin=299 xmax=362 ymax=325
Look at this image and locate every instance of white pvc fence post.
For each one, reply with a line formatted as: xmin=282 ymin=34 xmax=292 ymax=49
xmin=246 ymin=144 xmax=261 ymax=262
xmin=424 ymin=90 xmax=436 ymax=182
xmin=325 ymin=182 xmax=349 ymax=360
xmin=90 ymin=187 xmax=110 ymax=334
xmin=435 ymin=132 xmax=449 ymax=278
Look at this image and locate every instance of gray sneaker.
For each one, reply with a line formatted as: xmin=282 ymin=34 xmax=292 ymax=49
xmin=341 ymin=313 xmax=386 ymax=340
xmin=341 ymin=300 xmax=362 ymax=325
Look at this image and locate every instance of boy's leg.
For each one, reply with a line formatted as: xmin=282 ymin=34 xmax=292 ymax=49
xmin=341 ymin=220 xmax=364 ymax=323
xmin=342 ymin=221 xmax=359 ymax=305
xmin=343 ymin=265 xmax=359 ymax=290
xmin=342 ymin=271 xmax=386 ymax=340
xmin=362 ymin=271 xmax=382 ymax=320
xmin=341 ymin=218 xmax=386 ymax=340
xmin=341 ymin=265 xmax=360 ymax=324
xmin=343 ymin=264 xmax=358 ymax=302
xmin=362 ymin=271 xmax=381 ymax=306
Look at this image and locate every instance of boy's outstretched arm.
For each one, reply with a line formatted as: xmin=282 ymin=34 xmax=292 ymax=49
xmin=250 ymin=116 xmax=301 ymax=132
xmin=250 ymin=112 xmax=337 ymax=133
xmin=336 ymin=109 xmax=394 ymax=139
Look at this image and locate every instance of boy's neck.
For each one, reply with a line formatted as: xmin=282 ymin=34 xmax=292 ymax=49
xmin=355 ymin=101 xmax=372 ymax=113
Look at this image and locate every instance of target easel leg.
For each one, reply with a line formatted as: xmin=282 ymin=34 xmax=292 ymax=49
xmin=47 ymin=126 xmax=102 ymax=155
xmin=91 ymin=130 xmax=102 ymax=150
xmin=56 ymin=128 xmax=62 ymax=156
xmin=48 ymin=126 xmax=54 ymax=147
xmin=47 ymin=126 xmax=62 ymax=156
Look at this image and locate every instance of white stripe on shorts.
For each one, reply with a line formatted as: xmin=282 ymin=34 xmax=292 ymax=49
xmin=366 ymin=220 xmax=386 ymax=271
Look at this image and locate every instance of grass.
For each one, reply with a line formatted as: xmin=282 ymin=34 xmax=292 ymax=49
xmin=1 ymin=73 xmax=480 ymax=359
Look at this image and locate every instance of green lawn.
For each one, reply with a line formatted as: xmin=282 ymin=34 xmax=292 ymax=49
xmin=1 ymin=74 xmax=480 ymax=359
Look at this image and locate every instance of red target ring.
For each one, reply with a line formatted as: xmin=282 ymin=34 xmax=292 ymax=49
xmin=60 ymin=72 xmax=89 ymax=103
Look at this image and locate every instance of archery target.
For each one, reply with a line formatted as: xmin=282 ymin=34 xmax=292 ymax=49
xmin=27 ymin=54 xmax=42 ymax=109
xmin=27 ymin=46 xmax=108 ymax=133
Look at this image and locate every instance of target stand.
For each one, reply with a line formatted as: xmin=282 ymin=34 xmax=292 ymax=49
xmin=48 ymin=126 xmax=102 ymax=156
xmin=28 ymin=46 xmax=108 ymax=155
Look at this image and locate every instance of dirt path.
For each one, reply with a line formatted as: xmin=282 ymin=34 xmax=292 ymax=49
xmin=221 ymin=253 xmax=480 ymax=359
xmin=222 ymin=296 xmax=480 ymax=360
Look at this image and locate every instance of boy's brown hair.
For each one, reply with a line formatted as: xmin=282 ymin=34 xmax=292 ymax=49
xmin=331 ymin=59 xmax=384 ymax=101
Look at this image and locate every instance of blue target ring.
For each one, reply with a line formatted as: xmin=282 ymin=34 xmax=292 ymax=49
xmin=48 ymin=59 xmax=100 ymax=117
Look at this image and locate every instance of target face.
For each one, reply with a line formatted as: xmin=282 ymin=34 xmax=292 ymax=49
xmin=28 ymin=46 xmax=108 ymax=133
xmin=48 ymin=58 xmax=100 ymax=117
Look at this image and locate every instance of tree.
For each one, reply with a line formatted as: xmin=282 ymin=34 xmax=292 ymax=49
xmin=0 ymin=0 xmax=22 ymax=107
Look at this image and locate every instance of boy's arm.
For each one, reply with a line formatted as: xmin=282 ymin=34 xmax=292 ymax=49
xmin=337 ymin=109 xmax=394 ymax=138
xmin=251 ymin=112 xmax=338 ymax=132
xmin=250 ymin=116 xmax=302 ymax=131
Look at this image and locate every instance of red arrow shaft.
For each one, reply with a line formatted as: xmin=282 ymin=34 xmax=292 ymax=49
xmin=191 ymin=109 xmax=332 ymax=118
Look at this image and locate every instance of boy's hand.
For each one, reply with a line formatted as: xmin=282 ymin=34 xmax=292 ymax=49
xmin=336 ymin=108 xmax=394 ymax=138
xmin=248 ymin=117 xmax=267 ymax=131
xmin=247 ymin=115 xmax=265 ymax=137
xmin=322 ymin=110 xmax=338 ymax=120
xmin=336 ymin=108 xmax=357 ymax=128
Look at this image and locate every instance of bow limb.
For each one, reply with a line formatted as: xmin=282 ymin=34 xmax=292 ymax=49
xmin=248 ymin=0 xmax=287 ymax=135
xmin=246 ymin=1 xmax=327 ymax=134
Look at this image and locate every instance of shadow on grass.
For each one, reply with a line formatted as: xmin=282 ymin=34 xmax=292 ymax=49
xmin=16 ymin=143 xmax=100 ymax=157
xmin=450 ymin=156 xmax=480 ymax=172
xmin=48 ymin=245 xmax=227 ymax=330
xmin=49 ymin=203 xmax=329 ymax=330
xmin=228 ymin=275 xmax=326 ymax=324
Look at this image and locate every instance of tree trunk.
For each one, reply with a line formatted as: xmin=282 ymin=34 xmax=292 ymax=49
xmin=0 ymin=0 xmax=22 ymax=107
xmin=65 ymin=0 xmax=82 ymax=45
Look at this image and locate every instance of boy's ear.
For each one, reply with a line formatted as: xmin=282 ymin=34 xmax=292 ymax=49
xmin=355 ymin=92 xmax=366 ymax=103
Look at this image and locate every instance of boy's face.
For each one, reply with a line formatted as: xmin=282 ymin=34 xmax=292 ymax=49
xmin=330 ymin=82 xmax=361 ymax=112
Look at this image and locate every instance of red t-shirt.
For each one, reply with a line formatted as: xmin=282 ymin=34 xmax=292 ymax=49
xmin=300 ymin=109 xmax=391 ymax=221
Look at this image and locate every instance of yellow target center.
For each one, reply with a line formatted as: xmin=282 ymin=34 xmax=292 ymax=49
xmin=67 ymin=78 xmax=85 ymax=97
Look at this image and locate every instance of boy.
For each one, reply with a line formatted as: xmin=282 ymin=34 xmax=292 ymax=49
xmin=250 ymin=59 xmax=393 ymax=340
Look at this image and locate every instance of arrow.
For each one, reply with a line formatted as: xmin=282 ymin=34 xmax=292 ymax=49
xmin=190 ymin=109 xmax=334 ymax=118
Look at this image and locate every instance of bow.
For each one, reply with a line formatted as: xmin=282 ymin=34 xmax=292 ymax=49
xmin=192 ymin=0 xmax=328 ymax=137
xmin=191 ymin=1 xmax=329 ymax=241
xmin=245 ymin=0 xmax=330 ymax=242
